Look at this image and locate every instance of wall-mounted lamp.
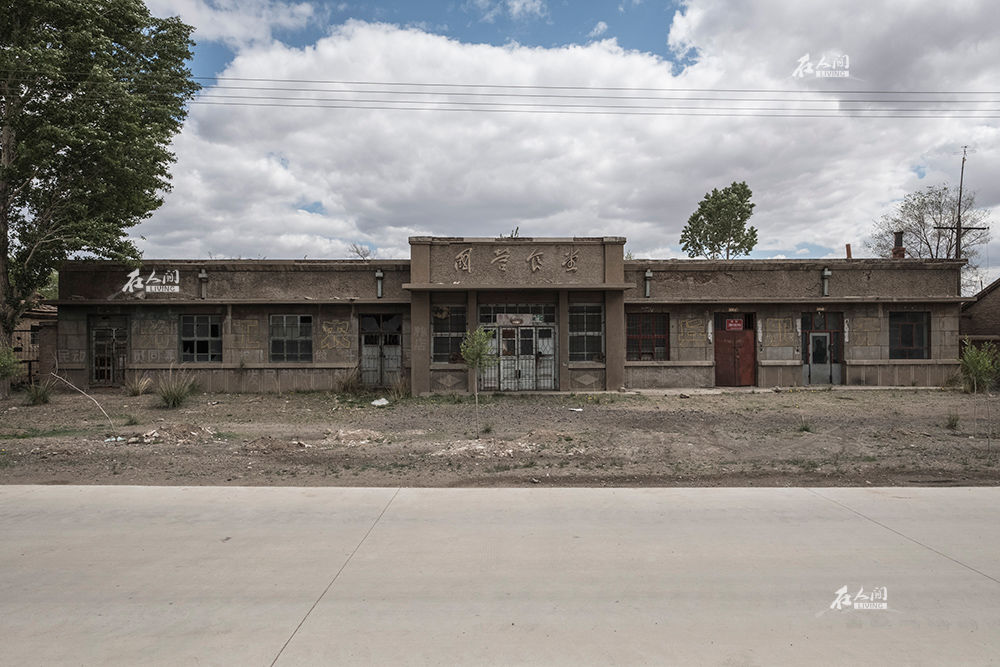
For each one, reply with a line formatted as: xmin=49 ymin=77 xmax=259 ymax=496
xmin=821 ymin=267 xmax=832 ymax=297
xmin=644 ymin=269 xmax=653 ymax=298
xmin=374 ymin=268 xmax=384 ymax=299
xmin=197 ymin=268 xmax=208 ymax=299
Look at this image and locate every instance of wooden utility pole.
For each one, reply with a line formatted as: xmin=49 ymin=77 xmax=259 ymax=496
xmin=935 ymin=146 xmax=986 ymax=260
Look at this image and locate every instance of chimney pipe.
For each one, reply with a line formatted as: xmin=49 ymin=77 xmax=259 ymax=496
xmin=891 ymin=231 xmax=905 ymax=259
xmin=845 ymin=243 xmax=852 ymax=259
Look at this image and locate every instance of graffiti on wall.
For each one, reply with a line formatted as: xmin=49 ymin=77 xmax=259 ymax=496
xmin=763 ymin=317 xmax=796 ymax=347
xmin=132 ymin=349 xmax=177 ymax=363
xmin=678 ymin=318 xmax=705 ymax=345
xmin=231 ymin=319 xmax=259 ymax=348
xmin=321 ymin=320 xmax=352 ymax=349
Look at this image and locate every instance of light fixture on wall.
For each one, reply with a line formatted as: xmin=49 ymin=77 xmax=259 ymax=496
xmin=198 ymin=268 xmax=208 ymax=299
xmin=375 ymin=268 xmax=384 ymax=299
xmin=644 ymin=269 xmax=653 ymax=298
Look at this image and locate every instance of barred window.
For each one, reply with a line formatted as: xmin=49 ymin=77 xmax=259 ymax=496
xmin=432 ymin=305 xmax=466 ymax=363
xmin=569 ymin=304 xmax=604 ymax=362
xmin=180 ymin=315 xmax=222 ymax=362
xmin=270 ymin=315 xmax=313 ymax=362
xmin=889 ymin=312 xmax=930 ymax=359
xmin=627 ymin=313 xmax=669 ymax=361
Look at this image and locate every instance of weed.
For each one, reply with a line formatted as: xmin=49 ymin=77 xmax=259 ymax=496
xmin=124 ymin=373 xmax=153 ymax=396
xmin=481 ymin=423 xmax=493 ymax=434
xmin=387 ymin=377 xmax=410 ymax=401
xmin=156 ymin=367 xmax=197 ymax=408
xmin=24 ymin=379 xmax=54 ymax=405
xmin=123 ymin=414 xmax=141 ymax=426
xmin=336 ymin=369 xmax=366 ymax=394
xmin=798 ymin=420 xmax=813 ymax=433
xmin=946 ymin=413 xmax=960 ymax=430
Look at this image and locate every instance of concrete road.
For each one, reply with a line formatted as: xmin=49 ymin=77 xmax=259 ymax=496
xmin=1 ymin=486 xmax=998 ymax=666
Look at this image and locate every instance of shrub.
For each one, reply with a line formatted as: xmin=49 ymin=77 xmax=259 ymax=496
xmin=24 ymin=379 xmax=54 ymax=405
xmin=156 ymin=368 xmax=197 ymax=408
xmin=946 ymin=412 xmax=960 ymax=430
xmin=0 ymin=346 xmax=23 ymax=381
xmin=960 ymin=340 xmax=998 ymax=394
xmin=124 ymin=373 xmax=153 ymax=396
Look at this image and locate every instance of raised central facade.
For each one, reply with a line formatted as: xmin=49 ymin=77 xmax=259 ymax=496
xmin=48 ymin=236 xmax=965 ymax=393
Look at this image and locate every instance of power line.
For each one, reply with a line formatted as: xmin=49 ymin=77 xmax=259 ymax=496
xmin=188 ymin=99 xmax=1000 ymax=118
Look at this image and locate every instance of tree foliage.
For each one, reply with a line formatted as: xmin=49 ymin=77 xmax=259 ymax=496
xmin=0 ymin=0 xmax=199 ymax=344
xmin=865 ymin=184 xmax=991 ymax=262
xmin=679 ymin=181 xmax=758 ymax=260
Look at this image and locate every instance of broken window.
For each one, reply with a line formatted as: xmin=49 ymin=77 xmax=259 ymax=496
xmin=270 ymin=314 xmax=313 ymax=362
xmin=432 ymin=305 xmax=466 ymax=363
xmin=180 ymin=315 xmax=222 ymax=362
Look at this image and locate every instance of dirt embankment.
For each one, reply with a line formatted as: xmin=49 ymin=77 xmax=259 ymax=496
xmin=2 ymin=388 xmax=999 ymax=487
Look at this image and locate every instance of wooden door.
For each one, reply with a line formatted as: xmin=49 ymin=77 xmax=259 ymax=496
xmin=715 ymin=330 xmax=756 ymax=386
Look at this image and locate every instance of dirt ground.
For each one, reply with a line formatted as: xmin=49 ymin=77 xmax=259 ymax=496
xmin=2 ymin=386 xmax=1000 ymax=487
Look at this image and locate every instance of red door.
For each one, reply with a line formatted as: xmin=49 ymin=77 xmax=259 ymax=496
xmin=715 ymin=330 xmax=756 ymax=386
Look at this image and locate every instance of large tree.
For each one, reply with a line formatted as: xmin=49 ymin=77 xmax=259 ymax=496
xmin=865 ymin=183 xmax=991 ymax=262
xmin=679 ymin=181 xmax=758 ymax=260
xmin=0 ymin=0 xmax=199 ymax=346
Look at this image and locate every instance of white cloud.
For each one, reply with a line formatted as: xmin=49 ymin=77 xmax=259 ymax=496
xmin=467 ymin=0 xmax=547 ymax=23
xmin=588 ymin=21 xmax=609 ymax=38
xmin=146 ymin=0 xmax=314 ymax=47
xmin=141 ymin=6 xmax=1000 ymax=267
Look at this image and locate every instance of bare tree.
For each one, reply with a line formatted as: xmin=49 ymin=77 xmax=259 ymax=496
xmin=349 ymin=242 xmax=374 ymax=262
xmin=866 ymin=184 xmax=991 ymax=263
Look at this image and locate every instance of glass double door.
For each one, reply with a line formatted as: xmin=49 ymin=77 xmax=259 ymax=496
xmin=481 ymin=326 xmax=556 ymax=391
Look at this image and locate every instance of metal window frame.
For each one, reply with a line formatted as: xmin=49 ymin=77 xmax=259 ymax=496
xmin=269 ymin=313 xmax=314 ymax=363
xmin=626 ymin=312 xmax=670 ymax=361
xmin=179 ymin=314 xmax=223 ymax=363
xmin=568 ymin=303 xmax=604 ymax=362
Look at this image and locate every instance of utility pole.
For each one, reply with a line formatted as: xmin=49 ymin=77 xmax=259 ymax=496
xmin=935 ymin=146 xmax=985 ymax=260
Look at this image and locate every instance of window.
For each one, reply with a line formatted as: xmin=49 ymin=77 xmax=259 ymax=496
xmin=180 ymin=315 xmax=222 ymax=362
xmin=889 ymin=312 xmax=930 ymax=359
xmin=627 ymin=313 xmax=669 ymax=361
xmin=270 ymin=314 xmax=313 ymax=362
xmin=432 ymin=305 xmax=466 ymax=363
xmin=569 ymin=304 xmax=604 ymax=362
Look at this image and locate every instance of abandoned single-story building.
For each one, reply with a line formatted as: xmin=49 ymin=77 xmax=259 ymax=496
xmin=46 ymin=236 xmax=966 ymax=393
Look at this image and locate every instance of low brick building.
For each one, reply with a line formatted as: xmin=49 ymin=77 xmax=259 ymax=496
xmin=961 ymin=276 xmax=1000 ymax=346
xmin=52 ymin=236 xmax=965 ymax=393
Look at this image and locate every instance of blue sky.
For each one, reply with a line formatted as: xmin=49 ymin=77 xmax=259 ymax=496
xmin=188 ymin=1 xmax=686 ymax=80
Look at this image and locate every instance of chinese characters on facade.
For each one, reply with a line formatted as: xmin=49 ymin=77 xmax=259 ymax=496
xmin=455 ymin=247 xmax=582 ymax=275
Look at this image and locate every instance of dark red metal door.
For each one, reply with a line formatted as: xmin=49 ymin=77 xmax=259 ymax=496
xmin=715 ymin=330 xmax=755 ymax=386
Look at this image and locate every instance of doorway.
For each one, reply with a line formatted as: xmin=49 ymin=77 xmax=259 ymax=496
xmin=807 ymin=332 xmax=832 ymax=384
xmin=90 ymin=317 xmax=129 ymax=387
xmin=714 ymin=312 xmax=756 ymax=387
xmin=360 ymin=314 xmax=402 ymax=387
xmin=480 ymin=325 xmax=557 ymax=391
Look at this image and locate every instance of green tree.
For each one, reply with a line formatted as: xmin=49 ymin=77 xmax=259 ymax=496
xmin=679 ymin=181 xmax=758 ymax=259
xmin=0 ymin=0 xmax=199 ymax=346
xmin=460 ymin=326 xmax=497 ymax=438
